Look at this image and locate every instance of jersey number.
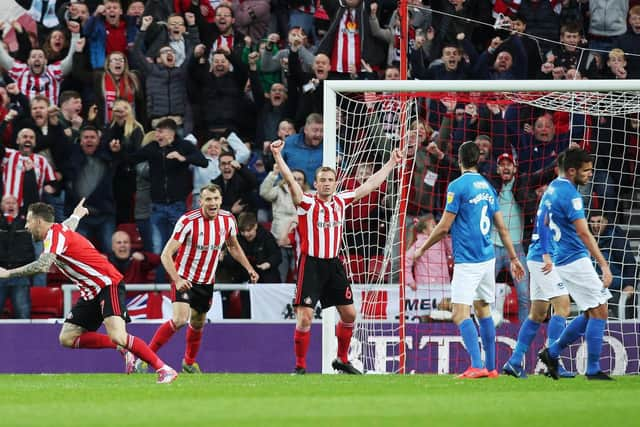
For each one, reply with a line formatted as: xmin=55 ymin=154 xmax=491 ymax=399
xmin=549 ymin=214 xmax=561 ymax=242
xmin=480 ymin=205 xmax=491 ymax=236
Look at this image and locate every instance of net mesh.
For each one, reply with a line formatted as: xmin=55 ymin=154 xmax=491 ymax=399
xmin=330 ymin=87 xmax=640 ymax=375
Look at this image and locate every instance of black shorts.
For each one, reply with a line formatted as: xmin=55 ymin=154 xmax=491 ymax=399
xmin=172 ymin=282 xmax=214 ymax=314
xmin=294 ymin=255 xmax=353 ymax=308
xmin=65 ymin=282 xmax=131 ymax=331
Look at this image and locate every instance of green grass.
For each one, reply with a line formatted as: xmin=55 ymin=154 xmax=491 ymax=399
xmin=1 ymin=374 xmax=639 ymax=427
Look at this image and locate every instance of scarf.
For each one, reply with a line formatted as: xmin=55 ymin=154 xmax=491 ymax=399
xmin=28 ymin=0 xmax=60 ymax=28
xmin=103 ymin=73 xmax=135 ymax=122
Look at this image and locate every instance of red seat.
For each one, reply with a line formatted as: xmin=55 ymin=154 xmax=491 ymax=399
xmin=30 ymin=287 xmax=63 ymax=319
xmin=117 ymin=223 xmax=144 ymax=251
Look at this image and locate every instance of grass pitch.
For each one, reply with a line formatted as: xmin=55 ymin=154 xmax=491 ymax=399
xmin=1 ymin=373 xmax=638 ymax=427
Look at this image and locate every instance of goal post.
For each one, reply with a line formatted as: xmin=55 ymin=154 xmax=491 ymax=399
xmin=322 ymin=79 xmax=640 ymax=375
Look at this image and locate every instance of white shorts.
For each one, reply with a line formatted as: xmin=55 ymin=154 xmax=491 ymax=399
xmin=527 ymin=260 xmax=569 ymax=301
xmin=556 ymin=257 xmax=612 ymax=311
xmin=451 ymin=259 xmax=496 ymax=306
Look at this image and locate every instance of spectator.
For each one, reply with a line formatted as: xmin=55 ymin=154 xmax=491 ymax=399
xmin=612 ymin=5 xmax=640 ymax=79
xmin=588 ymin=0 xmax=628 ymax=53
xmin=16 ymin=0 xmax=62 ymax=44
xmin=194 ymin=2 xmax=247 ymax=57
xmin=0 ymin=166 xmax=40 ymax=319
xmin=474 ymin=35 xmax=527 ymax=80
xmin=317 ymin=0 xmax=387 ymax=75
xmin=126 ymin=119 xmax=207 ymax=256
xmin=488 ymin=152 xmax=556 ymax=321
xmin=102 ymin=99 xmax=145 ymax=224
xmin=598 ymin=48 xmax=628 ymax=80
xmin=72 ymin=45 xmax=144 ymax=128
xmin=140 ymin=12 xmax=200 ymax=66
xmin=541 ymin=22 xmax=596 ymax=79
xmin=2 ymin=127 xmax=57 ymax=207
xmin=57 ymin=90 xmax=85 ymax=144
xmin=405 ymin=214 xmax=452 ymax=289
xmin=133 ymin=131 xmax=155 ymax=252
xmin=413 ymin=40 xmax=477 ymax=80
xmin=518 ymin=0 xmax=561 ymax=53
xmin=231 ymin=0 xmax=271 ymax=42
xmin=0 ymin=21 xmax=80 ymax=105
xmin=260 ymin=28 xmax=316 ymax=79
xmin=281 ymin=113 xmax=323 ymax=184
xmin=83 ymin=0 xmax=138 ymax=69
xmin=508 ymin=14 xmax=544 ymax=80
xmin=190 ymin=47 xmax=250 ymax=137
xmin=259 ymin=163 xmax=309 ymax=282
xmin=191 ymin=133 xmax=251 ymax=208
xmin=589 ymin=211 xmax=637 ymax=317
xmin=222 ymin=212 xmax=281 ymax=283
xmin=212 ymin=151 xmax=258 ymax=215
xmin=288 ymin=43 xmax=332 ymax=127
xmin=132 ymin=15 xmax=193 ymax=132
xmin=108 ymin=230 xmax=161 ymax=283
xmin=61 ymin=126 xmax=118 ymax=252
xmin=57 ymin=1 xmax=91 ymax=28
xmin=405 ymin=119 xmax=441 ymax=216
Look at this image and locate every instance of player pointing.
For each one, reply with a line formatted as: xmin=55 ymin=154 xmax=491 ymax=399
xmin=415 ymin=141 xmax=525 ymax=378
xmin=0 ymin=199 xmax=178 ymax=384
xmin=538 ymin=147 xmax=613 ymax=380
xmin=134 ymin=184 xmax=258 ymax=374
xmin=271 ymin=139 xmax=403 ymax=374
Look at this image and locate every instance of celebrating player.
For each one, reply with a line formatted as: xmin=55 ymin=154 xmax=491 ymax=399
xmin=0 ymin=199 xmax=178 ymax=384
xmin=538 ymin=147 xmax=613 ymax=380
xmin=271 ymin=139 xmax=402 ymax=374
xmin=135 ymin=184 xmax=258 ymax=374
xmin=415 ymin=141 xmax=525 ymax=379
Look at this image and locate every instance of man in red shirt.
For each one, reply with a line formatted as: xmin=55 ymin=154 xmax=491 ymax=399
xmin=270 ymin=140 xmax=402 ymax=374
xmin=135 ymin=184 xmax=258 ymax=374
xmin=0 ymin=199 xmax=178 ymax=384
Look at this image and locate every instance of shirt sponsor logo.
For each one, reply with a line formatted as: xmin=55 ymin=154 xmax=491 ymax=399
xmin=196 ymin=244 xmax=223 ymax=251
xmin=317 ymin=221 xmax=341 ymax=228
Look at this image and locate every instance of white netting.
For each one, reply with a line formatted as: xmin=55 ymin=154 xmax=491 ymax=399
xmin=326 ymin=82 xmax=640 ymax=375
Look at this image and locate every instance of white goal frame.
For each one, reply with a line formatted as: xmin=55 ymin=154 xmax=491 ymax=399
xmin=321 ymin=79 xmax=640 ymax=374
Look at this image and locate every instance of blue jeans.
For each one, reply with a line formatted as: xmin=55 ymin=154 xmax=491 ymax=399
xmin=76 ymin=214 xmax=116 ymax=254
xmin=31 ymin=241 xmax=46 ymax=287
xmin=42 ymin=190 xmax=66 ymax=223
xmin=0 ymin=277 xmax=31 ymax=319
xmin=494 ymin=243 xmax=529 ymax=323
xmin=150 ymin=201 xmax=186 ymax=254
xmin=289 ymin=9 xmax=315 ymax=41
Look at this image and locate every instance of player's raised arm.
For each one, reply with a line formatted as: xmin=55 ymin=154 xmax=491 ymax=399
xmin=493 ymin=211 xmax=525 ymax=281
xmin=62 ymin=197 xmax=89 ymax=231
xmin=270 ymin=140 xmax=304 ymax=206
xmin=161 ymin=238 xmax=192 ymax=291
xmin=574 ymin=218 xmax=613 ymax=287
xmin=226 ymin=235 xmax=259 ymax=283
xmin=353 ymin=148 xmax=403 ymax=202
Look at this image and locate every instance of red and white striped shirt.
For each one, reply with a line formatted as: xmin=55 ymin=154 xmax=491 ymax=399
xmin=9 ymin=62 xmax=64 ymax=105
xmin=332 ymin=9 xmax=361 ymax=74
xmin=172 ymin=208 xmax=237 ymax=284
xmin=43 ymin=223 xmax=123 ymax=300
xmin=212 ymin=34 xmax=234 ymax=52
xmin=297 ymin=191 xmax=355 ymax=259
xmin=2 ymin=149 xmax=56 ymax=206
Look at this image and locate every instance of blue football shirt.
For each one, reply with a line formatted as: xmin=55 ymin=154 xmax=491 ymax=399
xmin=543 ymin=177 xmax=589 ymax=266
xmin=527 ymin=196 xmax=555 ymax=262
xmin=445 ymin=172 xmax=499 ymax=263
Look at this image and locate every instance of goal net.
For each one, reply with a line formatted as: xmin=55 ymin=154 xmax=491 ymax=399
xmin=323 ymin=79 xmax=640 ymax=376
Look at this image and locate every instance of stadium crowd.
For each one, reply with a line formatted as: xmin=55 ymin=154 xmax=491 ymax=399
xmin=0 ymin=0 xmax=638 ymax=320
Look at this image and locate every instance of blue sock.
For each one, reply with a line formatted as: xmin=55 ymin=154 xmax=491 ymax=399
xmin=509 ymin=319 xmax=541 ymax=366
xmin=585 ymin=318 xmax=606 ymax=375
xmin=549 ymin=314 xmax=588 ymax=358
xmin=478 ymin=316 xmax=496 ymax=370
xmin=547 ymin=315 xmax=566 ymax=346
xmin=459 ymin=319 xmax=482 ymax=369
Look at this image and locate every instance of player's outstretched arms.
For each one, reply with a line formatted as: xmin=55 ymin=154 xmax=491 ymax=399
xmin=62 ymin=197 xmax=89 ymax=231
xmin=353 ymin=148 xmax=403 ymax=201
xmin=270 ymin=140 xmax=303 ymax=206
xmin=0 ymin=253 xmax=56 ymax=278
